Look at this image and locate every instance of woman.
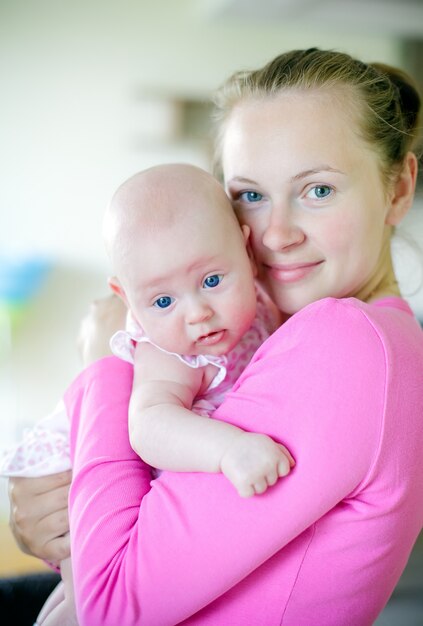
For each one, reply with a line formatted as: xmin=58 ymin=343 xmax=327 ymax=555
xmin=8 ymin=48 xmax=423 ymax=625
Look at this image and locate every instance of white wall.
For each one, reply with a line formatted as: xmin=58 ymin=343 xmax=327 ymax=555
xmin=0 ymin=0 xmax=404 ymax=268
xmin=394 ymin=197 xmax=423 ymax=315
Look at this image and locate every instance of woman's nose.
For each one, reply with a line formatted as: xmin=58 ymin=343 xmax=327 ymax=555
xmin=262 ymin=210 xmax=305 ymax=252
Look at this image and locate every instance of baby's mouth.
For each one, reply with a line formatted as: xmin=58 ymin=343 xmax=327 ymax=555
xmin=196 ymin=330 xmax=225 ymax=346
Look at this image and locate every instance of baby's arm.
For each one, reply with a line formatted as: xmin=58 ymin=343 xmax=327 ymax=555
xmin=129 ymin=342 xmax=294 ymax=497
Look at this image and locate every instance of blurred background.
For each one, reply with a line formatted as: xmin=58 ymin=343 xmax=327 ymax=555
xmin=0 ymin=1 xmax=422 ymax=621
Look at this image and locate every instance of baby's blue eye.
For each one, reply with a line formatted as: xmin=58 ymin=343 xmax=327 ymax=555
xmin=203 ymin=274 xmax=222 ymax=289
xmin=154 ymin=296 xmax=173 ymax=309
xmin=239 ymin=191 xmax=263 ymax=203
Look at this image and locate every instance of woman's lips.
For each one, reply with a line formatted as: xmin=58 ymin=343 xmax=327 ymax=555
xmin=196 ymin=330 xmax=226 ymax=346
xmin=265 ymin=261 xmax=324 ymax=283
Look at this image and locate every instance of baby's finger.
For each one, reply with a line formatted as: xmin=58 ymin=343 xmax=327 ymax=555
xmin=277 ymin=456 xmax=291 ymax=477
xmin=278 ymin=444 xmax=295 ymax=467
xmin=238 ymin=484 xmax=255 ymax=498
xmin=253 ymin=479 xmax=268 ymax=495
xmin=266 ymin=469 xmax=278 ymax=487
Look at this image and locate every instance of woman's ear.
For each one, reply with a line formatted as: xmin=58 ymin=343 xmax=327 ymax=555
xmin=108 ymin=276 xmax=130 ymax=307
xmin=386 ymin=152 xmax=418 ymax=226
xmin=240 ymin=224 xmax=258 ymax=277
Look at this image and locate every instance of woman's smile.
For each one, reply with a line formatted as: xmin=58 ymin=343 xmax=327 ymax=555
xmin=264 ymin=260 xmax=325 ymax=284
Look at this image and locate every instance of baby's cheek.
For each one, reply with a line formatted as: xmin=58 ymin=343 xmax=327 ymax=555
xmin=231 ymin=292 xmax=256 ymax=330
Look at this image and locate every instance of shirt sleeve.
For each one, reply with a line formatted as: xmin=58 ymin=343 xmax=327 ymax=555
xmin=67 ymin=299 xmax=386 ymax=626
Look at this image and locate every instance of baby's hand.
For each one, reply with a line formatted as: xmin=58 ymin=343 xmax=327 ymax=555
xmin=220 ymin=432 xmax=295 ymax=498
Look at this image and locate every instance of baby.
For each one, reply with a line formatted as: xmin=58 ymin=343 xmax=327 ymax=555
xmin=0 ymin=163 xmax=293 ymax=625
xmin=105 ymin=163 xmax=293 ymax=496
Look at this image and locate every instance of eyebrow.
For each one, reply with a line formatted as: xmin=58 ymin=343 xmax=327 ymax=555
xmin=143 ymin=256 xmax=223 ymax=291
xmin=289 ymin=166 xmax=346 ymax=182
xmin=228 ymin=166 xmax=346 ymax=186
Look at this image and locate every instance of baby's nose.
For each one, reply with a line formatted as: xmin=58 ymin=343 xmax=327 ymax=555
xmin=185 ymin=299 xmax=213 ymax=324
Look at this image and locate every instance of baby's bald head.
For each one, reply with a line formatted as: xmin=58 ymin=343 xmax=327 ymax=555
xmin=103 ymin=163 xmax=240 ymax=281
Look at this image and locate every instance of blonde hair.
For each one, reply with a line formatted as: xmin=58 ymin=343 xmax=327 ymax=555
xmin=212 ymin=48 xmax=422 ymax=186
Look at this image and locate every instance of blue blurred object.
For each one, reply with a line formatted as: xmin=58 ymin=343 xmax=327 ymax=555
xmin=0 ymin=255 xmax=51 ymax=305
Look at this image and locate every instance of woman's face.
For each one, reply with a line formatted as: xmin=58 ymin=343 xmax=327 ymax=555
xmin=222 ymin=91 xmax=395 ymax=315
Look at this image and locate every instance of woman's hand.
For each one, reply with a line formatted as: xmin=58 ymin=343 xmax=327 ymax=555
xmin=8 ymin=471 xmax=72 ymax=563
xmin=77 ymin=293 xmax=127 ymax=366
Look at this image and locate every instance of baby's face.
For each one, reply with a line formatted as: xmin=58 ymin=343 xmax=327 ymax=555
xmin=123 ymin=211 xmax=257 ymax=356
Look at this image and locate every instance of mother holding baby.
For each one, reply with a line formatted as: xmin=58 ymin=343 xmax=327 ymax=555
xmin=8 ymin=48 xmax=423 ymax=625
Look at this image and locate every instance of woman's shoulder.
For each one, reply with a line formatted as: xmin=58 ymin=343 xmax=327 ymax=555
xmin=291 ymin=295 xmax=419 ymax=332
xmin=262 ymin=296 xmax=423 ymax=364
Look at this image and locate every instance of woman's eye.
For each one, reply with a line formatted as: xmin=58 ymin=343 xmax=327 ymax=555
xmin=239 ymin=191 xmax=263 ymax=203
xmin=307 ymin=185 xmax=333 ymax=200
xmin=203 ymin=274 xmax=223 ymax=289
xmin=153 ymin=296 xmax=173 ymax=309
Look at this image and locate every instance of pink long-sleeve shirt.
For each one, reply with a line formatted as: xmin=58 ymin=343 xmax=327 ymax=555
xmin=67 ymin=296 xmax=423 ymax=626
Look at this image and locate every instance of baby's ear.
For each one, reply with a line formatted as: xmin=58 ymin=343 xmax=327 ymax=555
xmin=240 ymin=224 xmax=258 ymax=278
xmin=108 ymin=276 xmax=130 ymax=307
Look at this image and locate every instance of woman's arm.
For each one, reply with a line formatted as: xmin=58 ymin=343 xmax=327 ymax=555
xmin=68 ymin=299 xmax=386 ymax=625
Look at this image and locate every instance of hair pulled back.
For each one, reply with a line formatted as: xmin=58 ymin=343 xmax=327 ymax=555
xmin=213 ymin=48 xmax=422 ymax=184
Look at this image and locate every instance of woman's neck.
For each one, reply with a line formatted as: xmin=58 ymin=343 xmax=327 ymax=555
xmin=354 ymin=231 xmax=401 ymax=304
